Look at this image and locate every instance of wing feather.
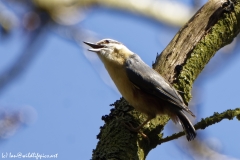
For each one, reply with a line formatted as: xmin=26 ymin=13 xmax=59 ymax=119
xmin=125 ymin=54 xmax=194 ymax=116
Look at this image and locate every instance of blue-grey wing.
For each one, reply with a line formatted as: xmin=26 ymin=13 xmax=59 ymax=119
xmin=125 ymin=54 xmax=194 ymax=116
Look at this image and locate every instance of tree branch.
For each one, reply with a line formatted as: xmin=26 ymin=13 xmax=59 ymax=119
xmin=91 ymin=0 xmax=240 ymax=159
xmin=0 ymin=11 xmax=50 ymax=94
xmin=159 ymin=108 xmax=240 ymax=144
xmin=153 ymin=0 xmax=240 ymax=102
xmin=33 ymin=0 xmax=193 ymax=26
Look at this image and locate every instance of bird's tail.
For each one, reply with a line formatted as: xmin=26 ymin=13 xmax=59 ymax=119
xmin=176 ymin=110 xmax=196 ymax=141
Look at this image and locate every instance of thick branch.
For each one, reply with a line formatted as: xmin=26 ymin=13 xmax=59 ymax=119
xmin=154 ymin=0 xmax=240 ymax=102
xmin=92 ymin=0 xmax=240 ymax=159
xmin=33 ymin=0 xmax=192 ymax=26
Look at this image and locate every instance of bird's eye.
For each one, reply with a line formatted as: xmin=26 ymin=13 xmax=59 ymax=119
xmin=105 ymin=40 xmax=109 ymax=43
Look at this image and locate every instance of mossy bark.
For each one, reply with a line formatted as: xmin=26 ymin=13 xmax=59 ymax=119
xmin=92 ymin=0 xmax=240 ymax=159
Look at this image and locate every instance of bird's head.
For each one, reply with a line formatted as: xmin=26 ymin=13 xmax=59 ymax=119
xmin=84 ymin=39 xmax=134 ymax=65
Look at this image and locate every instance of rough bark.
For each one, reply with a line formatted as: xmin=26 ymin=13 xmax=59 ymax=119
xmin=92 ymin=0 xmax=240 ymax=159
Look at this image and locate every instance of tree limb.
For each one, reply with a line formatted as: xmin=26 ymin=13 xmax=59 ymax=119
xmin=92 ymin=0 xmax=240 ymax=159
xmin=33 ymin=0 xmax=193 ymax=26
xmin=159 ymin=108 xmax=240 ymax=144
xmin=0 ymin=11 xmax=50 ymax=94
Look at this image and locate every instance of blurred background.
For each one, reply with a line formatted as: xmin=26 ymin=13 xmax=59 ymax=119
xmin=0 ymin=0 xmax=240 ymax=159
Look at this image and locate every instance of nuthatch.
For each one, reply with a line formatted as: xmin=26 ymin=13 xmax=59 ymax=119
xmin=84 ymin=39 xmax=196 ymax=141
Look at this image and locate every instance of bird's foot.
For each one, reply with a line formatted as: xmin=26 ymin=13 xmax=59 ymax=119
xmin=122 ymin=122 xmax=150 ymax=142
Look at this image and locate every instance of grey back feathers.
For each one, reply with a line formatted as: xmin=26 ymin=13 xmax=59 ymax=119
xmin=125 ymin=54 xmax=195 ymax=117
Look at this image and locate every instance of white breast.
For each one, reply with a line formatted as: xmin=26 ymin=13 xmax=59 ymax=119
xmin=104 ymin=61 xmax=135 ymax=105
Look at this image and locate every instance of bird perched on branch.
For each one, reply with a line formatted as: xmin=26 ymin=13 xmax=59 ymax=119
xmin=84 ymin=39 xmax=196 ymax=141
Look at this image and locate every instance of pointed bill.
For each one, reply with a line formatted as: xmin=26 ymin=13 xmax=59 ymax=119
xmin=83 ymin=41 xmax=104 ymax=52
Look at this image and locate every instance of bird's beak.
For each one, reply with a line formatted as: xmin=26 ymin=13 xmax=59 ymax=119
xmin=83 ymin=41 xmax=104 ymax=52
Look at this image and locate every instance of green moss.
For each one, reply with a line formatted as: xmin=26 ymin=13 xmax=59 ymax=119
xmin=175 ymin=8 xmax=239 ymax=103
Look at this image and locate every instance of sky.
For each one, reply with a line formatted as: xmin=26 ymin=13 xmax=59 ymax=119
xmin=0 ymin=0 xmax=240 ymax=160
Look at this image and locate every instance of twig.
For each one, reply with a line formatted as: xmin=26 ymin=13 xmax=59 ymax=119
xmin=0 ymin=11 xmax=50 ymax=93
xmin=159 ymin=108 xmax=240 ymax=144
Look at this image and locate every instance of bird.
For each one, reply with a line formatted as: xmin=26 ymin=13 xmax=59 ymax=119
xmin=84 ymin=39 xmax=196 ymax=141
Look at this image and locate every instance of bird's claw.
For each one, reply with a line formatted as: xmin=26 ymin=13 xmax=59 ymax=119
xmin=122 ymin=122 xmax=150 ymax=143
xmin=123 ymin=122 xmax=139 ymax=132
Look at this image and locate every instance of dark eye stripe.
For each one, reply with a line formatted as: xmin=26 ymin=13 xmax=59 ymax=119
xmin=97 ymin=39 xmax=122 ymax=45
